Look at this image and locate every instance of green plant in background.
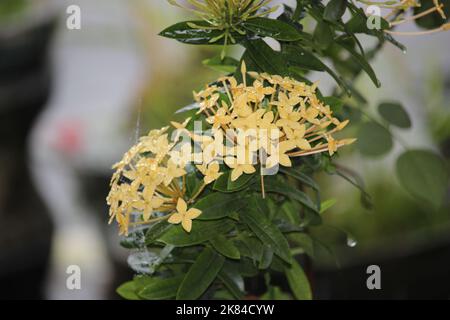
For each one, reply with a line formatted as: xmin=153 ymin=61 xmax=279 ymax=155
xmin=109 ymin=0 xmax=449 ymax=300
xmin=0 ymin=0 xmax=27 ymax=20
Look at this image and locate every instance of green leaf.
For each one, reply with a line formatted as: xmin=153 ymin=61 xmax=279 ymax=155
xmin=210 ymin=235 xmax=241 ymax=260
xmin=195 ymin=192 xmax=248 ymax=220
xmin=212 ymin=171 xmax=229 ymax=192
xmin=346 ymin=10 xmax=389 ymax=33
xmin=159 ymin=219 xmax=234 ymax=246
xmin=243 ymin=39 xmax=289 ymax=76
xmin=322 ymin=96 xmax=344 ymax=112
xmin=280 ymin=200 xmax=302 ymax=225
xmin=263 ymin=177 xmax=320 ymax=213
xmin=145 ymin=220 xmax=173 ymax=245
xmin=203 ymin=56 xmax=239 ymax=73
xmin=234 ymin=236 xmax=264 ymax=261
xmin=314 ymin=20 xmax=333 ymax=50
xmin=285 ymin=44 xmax=352 ymax=95
xmin=324 ymin=0 xmax=347 ymax=22
xmin=159 ymin=21 xmax=242 ymax=45
xmin=289 ymin=233 xmax=315 ymax=258
xmin=177 ymin=247 xmax=225 ymax=300
xmin=357 ymin=121 xmax=393 ymax=157
xmin=240 ymin=196 xmax=292 ymax=264
xmin=116 ymin=281 xmax=140 ymax=300
xmin=228 ymin=171 xmax=256 ymax=191
xmin=280 ymin=167 xmax=319 ymax=191
xmin=261 ymin=286 xmax=291 ymax=300
xmin=138 ymin=276 xmax=184 ymax=300
xmin=336 ymin=38 xmax=381 ymax=87
xmin=378 ymin=101 xmax=411 ymax=128
xmin=284 ymin=44 xmax=325 ymax=71
xmin=242 ymin=17 xmax=303 ymax=41
xmin=218 ymin=270 xmax=245 ymax=300
xmin=285 ymin=259 xmax=312 ymax=300
xmin=259 ymin=245 xmax=274 ymax=269
xmin=320 ymin=198 xmax=337 ymax=213
xmin=396 ymin=150 xmax=449 ymax=208
xmin=185 ymin=171 xmax=202 ymax=198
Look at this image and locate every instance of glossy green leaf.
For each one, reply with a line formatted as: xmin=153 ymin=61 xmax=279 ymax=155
xmin=263 ymin=177 xmax=320 ymax=213
xmin=285 ymin=44 xmax=351 ymax=95
xmin=357 ymin=121 xmax=393 ymax=157
xmin=284 ymin=44 xmax=325 ymax=71
xmin=138 ymin=276 xmax=184 ymax=300
xmin=314 ymin=20 xmax=333 ymax=50
xmin=396 ymin=150 xmax=449 ymax=208
xmin=378 ymin=101 xmax=411 ymax=128
xmin=240 ymin=196 xmax=292 ymax=264
xmin=285 ymin=259 xmax=312 ymax=300
xmin=346 ymin=9 xmax=389 ymax=33
xmin=324 ymin=0 xmax=347 ymax=22
xmin=289 ymin=233 xmax=315 ymax=258
xmin=242 ymin=17 xmax=303 ymax=41
xmin=336 ymin=38 xmax=381 ymax=87
xmin=159 ymin=219 xmax=234 ymax=246
xmin=185 ymin=171 xmax=202 ymax=198
xmin=159 ymin=20 xmax=241 ymax=45
xmin=243 ymin=39 xmax=288 ymax=76
xmin=145 ymin=220 xmax=173 ymax=245
xmin=218 ymin=270 xmax=245 ymax=300
xmin=228 ymin=172 xmax=256 ymax=191
xmin=234 ymin=236 xmax=263 ymax=261
xmin=210 ymin=235 xmax=241 ymax=259
xmin=259 ymin=245 xmax=274 ymax=269
xmin=177 ymin=247 xmax=225 ymax=300
xmin=116 ymin=281 xmax=140 ymax=300
xmin=194 ymin=192 xmax=248 ymax=220
xmin=322 ymin=96 xmax=344 ymax=112
xmin=280 ymin=167 xmax=319 ymax=191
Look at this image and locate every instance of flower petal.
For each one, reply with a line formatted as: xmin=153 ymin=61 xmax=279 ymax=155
xmin=181 ymin=218 xmax=192 ymax=233
xmin=168 ymin=213 xmax=183 ymax=224
xmin=186 ymin=208 xmax=202 ymax=220
xmin=176 ymin=198 xmax=187 ymax=214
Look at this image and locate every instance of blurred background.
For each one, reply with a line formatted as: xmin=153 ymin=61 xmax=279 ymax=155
xmin=0 ymin=0 xmax=448 ymax=299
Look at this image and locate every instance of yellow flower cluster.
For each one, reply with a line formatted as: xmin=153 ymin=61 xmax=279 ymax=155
xmin=191 ymin=63 xmax=355 ymax=182
xmin=107 ymin=127 xmax=189 ymax=235
xmin=107 ymin=66 xmax=355 ymax=235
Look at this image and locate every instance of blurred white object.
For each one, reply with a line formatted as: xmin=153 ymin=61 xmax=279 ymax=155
xmin=30 ymin=0 xmax=147 ymax=299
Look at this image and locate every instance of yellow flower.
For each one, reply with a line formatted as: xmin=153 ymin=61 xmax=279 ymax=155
xmin=326 ymin=135 xmax=337 ymax=156
xmin=232 ymin=93 xmax=253 ymax=117
xmin=170 ymin=117 xmax=191 ymax=141
xmin=196 ymin=161 xmax=222 ymax=184
xmin=133 ymin=193 xmax=165 ymax=221
xmin=266 ymin=141 xmax=296 ymax=168
xmin=207 ymin=107 xmax=232 ymax=129
xmin=299 ymin=101 xmax=320 ymax=125
xmin=276 ymin=105 xmax=302 ymax=131
xmin=163 ymin=160 xmax=186 ymax=186
xmin=169 ymin=142 xmax=193 ymax=167
xmin=224 ymin=156 xmax=256 ymax=181
xmin=285 ymin=125 xmax=311 ymax=150
xmin=249 ymin=80 xmax=276 ymax=102
xmin=197 ymin=93 xmax=220 ymax=114
xmin=168 ymin=198 xmax=202 ymax=233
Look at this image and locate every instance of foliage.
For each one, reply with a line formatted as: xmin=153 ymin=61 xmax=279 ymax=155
xmin=110 ymin=0 xmax=449 ymax=300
